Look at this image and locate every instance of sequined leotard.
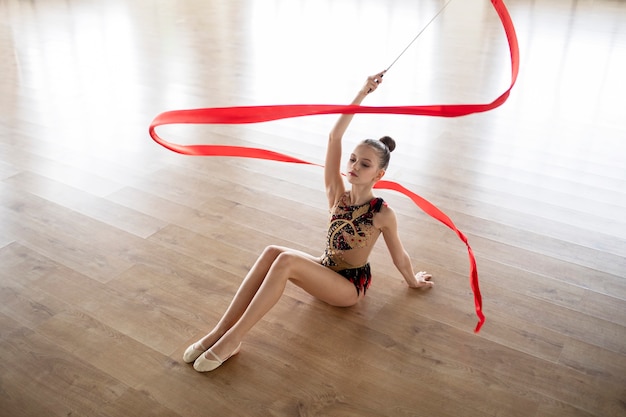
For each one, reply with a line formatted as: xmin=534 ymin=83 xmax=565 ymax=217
xmin=321 ymin=192 xmax=386 ymax=295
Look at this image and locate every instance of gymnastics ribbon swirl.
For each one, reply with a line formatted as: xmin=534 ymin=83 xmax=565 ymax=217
xmin=149 ymin=0 xmax=519 ymax=332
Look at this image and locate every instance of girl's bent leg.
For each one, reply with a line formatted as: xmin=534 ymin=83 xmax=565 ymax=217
xmin=195 ymin=245 xmax=292 ymax=350
xmin=206 ymin=251 xmax=361 ymax=360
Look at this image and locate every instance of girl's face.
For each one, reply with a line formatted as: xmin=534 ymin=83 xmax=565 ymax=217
xmin=346 ymin=144 xmax=385 ymax=185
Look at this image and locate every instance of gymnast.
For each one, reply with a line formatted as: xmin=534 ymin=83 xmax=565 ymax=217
xmin=183 ymin=71 xmax=434 ymax=372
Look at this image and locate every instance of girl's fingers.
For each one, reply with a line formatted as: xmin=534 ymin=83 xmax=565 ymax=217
xmin=364 ymin=71 xmax=385 ymax=94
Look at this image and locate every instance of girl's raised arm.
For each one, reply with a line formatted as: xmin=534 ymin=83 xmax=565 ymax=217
xmin=324 ymin=72 xmax=385 ymax=208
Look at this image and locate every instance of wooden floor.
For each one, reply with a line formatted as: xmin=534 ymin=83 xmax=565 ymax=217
xmin=1 ymin=0 xmax=625 ymax=416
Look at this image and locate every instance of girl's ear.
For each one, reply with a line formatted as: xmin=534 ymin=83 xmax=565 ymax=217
xmin=375 ymin=169 xmax=386 ymax=182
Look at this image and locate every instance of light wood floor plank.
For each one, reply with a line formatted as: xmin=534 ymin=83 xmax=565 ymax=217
xmin=5 ymin=171 xmax=168 ymax=238
xmin=0 ymin=327 xmax=128 ymax=416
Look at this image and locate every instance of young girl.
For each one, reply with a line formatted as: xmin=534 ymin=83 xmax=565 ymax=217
xmin=184 ymin=72 xmax=433 ymax=372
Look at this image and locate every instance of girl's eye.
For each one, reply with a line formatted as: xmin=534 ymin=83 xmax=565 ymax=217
xmin=361 ymin=163 xmax=371 ymax=168
xmin=349 ymin=158 xmax=356 ymax=163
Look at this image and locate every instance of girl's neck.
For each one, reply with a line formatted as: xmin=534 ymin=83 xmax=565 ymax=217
xmin=348 ymin=186 xmax=375 ymax=206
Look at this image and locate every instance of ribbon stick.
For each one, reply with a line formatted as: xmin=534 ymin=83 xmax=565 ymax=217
xmin=149 ymin=0 xmax=518 ymax=332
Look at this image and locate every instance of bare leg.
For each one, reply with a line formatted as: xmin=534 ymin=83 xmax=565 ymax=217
xmin=193 ymin=245 xmax=287 ymax=350
xmin=204 ymin=250 xmax=362 ymax=360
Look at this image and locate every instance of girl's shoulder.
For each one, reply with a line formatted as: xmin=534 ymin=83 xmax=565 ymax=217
xmin=372 ymin=198 xmax=397 ymax=229
xmin=371 ymin=197 xmax=388 ymax=213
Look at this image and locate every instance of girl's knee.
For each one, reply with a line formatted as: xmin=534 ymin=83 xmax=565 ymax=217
xmin=271 ymin=252 xmax=301 ymax=277
xmin=274 ymin=251 xmax=294 ymax=267
xmin=262 ymin=245 xmax=284 ymax=260
xmin=262 ymin=247 xmax=304 ymax=278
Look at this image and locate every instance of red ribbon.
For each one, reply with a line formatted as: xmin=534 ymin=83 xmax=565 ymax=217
xmin=149 ymin=0 xmax=518 ymax=332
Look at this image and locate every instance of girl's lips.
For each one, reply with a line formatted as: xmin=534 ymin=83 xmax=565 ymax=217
xmin=349 ymin=171 xmax=358 ymax=177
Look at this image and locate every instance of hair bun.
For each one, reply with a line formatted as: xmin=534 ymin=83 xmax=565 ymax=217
xmin=379 ymin=136 xmax=396 ymax=153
